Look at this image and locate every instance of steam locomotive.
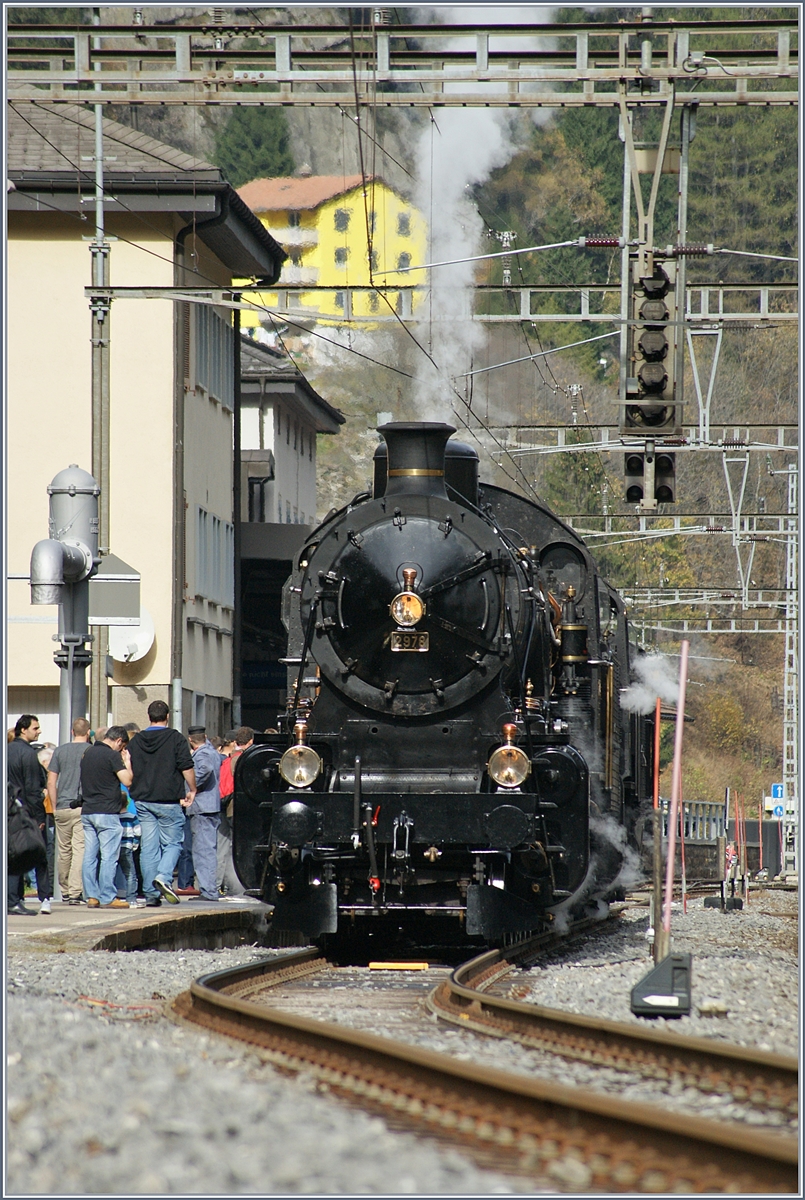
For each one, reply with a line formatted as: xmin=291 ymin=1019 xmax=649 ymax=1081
xmin=233 ymin=423 xmax=653 ymax=945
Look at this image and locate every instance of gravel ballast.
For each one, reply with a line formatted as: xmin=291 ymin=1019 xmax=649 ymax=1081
xmin=6 ymin=890 xmax=798 ymax=1193
xmin=6 ymin=947 xmax=531 ymax=1196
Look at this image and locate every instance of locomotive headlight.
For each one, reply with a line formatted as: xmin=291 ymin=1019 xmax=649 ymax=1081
xmin=389 ymin=566 xmax=425 ymax=628
xmin=279 ymin=722 xmax=322 ymax=789
xmin=389 ymin=591 xmax=425 ymax=628
xmin=488 ymin=723 xmax=531 ymax=789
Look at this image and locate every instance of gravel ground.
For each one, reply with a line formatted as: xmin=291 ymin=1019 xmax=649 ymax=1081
xmin=6 ymin=890 xmax=798 ymax=1194
xmin=5 ymin=946 xmax=532 ymax=1196
xmin=231 ymin=893 xmax=798 ymax=1135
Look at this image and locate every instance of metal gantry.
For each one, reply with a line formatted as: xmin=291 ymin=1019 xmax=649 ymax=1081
xmin=6 ymin=15 xmax=798 ymax=107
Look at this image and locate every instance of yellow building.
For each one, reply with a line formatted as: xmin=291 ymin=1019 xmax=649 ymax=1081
xmin=236 ymin=173 xmax=426 ymax=325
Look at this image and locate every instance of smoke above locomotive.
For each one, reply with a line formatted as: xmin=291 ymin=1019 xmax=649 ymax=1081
xmin=233 ymin=422 xmax=654 ymax=945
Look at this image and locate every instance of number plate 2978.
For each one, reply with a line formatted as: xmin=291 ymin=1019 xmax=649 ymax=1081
xmin=391 ymin=631 xmax=429 ymax=652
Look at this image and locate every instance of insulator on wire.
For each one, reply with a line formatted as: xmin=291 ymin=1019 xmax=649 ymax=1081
xmin=577 ymin=237 xmax=624 ymax=248
xmin=663 ymin=244 xmax=714 ymax=257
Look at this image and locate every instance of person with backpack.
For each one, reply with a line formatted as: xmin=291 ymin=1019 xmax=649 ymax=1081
xmin=128 ymin=701 xmax=196 ymax=906
xmin=7 ymin=715 xmax=51 ymax=914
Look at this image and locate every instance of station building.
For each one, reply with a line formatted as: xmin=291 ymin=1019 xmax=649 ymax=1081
xmin=6 ymin=99 xmax=294 ymax=740
xmin=239 ymin=333 xmax=344 ymax=730
xmin=235 ymin=171 xmax=427 ymax=327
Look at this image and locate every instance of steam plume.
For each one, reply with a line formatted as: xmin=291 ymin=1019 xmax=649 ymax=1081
xmin=620 ymin=653 xmax=680 ymax=716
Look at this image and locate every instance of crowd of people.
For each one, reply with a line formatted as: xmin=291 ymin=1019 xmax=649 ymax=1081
xmin=6 ymin=701 xmax=261 ymax=915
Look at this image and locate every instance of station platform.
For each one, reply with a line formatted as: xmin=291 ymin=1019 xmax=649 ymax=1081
xmin=6 ymin=896 xmax=272 ymax=953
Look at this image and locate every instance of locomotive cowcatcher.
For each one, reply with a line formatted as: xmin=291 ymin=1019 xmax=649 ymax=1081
xmin=233 ymin=423 xmax=653 ymax=945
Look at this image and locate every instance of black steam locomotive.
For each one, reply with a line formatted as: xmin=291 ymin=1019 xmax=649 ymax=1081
xmin=233 ymin=423 xmax=653 ymax=945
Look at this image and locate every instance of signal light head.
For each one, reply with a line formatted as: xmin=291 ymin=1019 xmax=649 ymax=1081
xmin=638 ymin=362 xmax=668 ymax=393
xmin=640 ymin=298 xmax=668 ymax=322
xmin=638 ymin=330 xmax=668 ymax=361
xmin=625 ymin=403 xmax=673 ymax=428
xmin=626 ymin=484 xmax=644 ymax=503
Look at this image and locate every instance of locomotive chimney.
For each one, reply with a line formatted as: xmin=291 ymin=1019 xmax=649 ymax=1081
xmin=377 ymin=422 xmax=456 ymax=499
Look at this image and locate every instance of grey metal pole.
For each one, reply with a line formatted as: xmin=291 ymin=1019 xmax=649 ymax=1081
xmin=675 ymin=104 xmax=694 ymax=421
xmin=232 ymin=300 xmax=242 ymax=728
xmin=89 ymin=7 xmax=110 ymax=730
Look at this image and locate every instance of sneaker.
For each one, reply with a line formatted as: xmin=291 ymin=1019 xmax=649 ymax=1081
xmin=39 ymin=898 xmax=52 ymax=915
xmin=145 ymin=897 xmax=162 ymax=907
xmin=153 ymin=878 xmax=180 ymax=905
xmin=101 ymin=899 xmax=130 ymax=909
xmin=7 ymin=903 xmax=37 ymax=916
xmin=87 ymin=898 xmax=101 ymax=908
xmin=133 ymin=897 xmax=148 ymax=908
xmin=175 ymin=886 xmax=200 ymax=896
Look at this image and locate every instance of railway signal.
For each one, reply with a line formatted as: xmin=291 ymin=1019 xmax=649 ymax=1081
xmin=623 ymin=443 xmax=676 ymax=507
xmin=621 ymin=259 xmax=680 ymax=439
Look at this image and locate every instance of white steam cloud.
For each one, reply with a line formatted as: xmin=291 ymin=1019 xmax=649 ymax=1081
xmin=620 ymin=653 xmax=680 ymax=716
xmin=411 ymin=107 xmax=517 ymax=419
xmin=549 ymin=812 xmax=646 ymax=933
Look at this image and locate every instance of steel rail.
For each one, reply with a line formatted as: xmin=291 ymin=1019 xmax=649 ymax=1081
xmin=175 ymin=947 xmax=797 ymax=1193
xmin=429 ymin=943 xmax=799 ymax=1118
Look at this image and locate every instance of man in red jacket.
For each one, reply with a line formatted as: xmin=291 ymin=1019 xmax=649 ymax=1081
xmin=216 ymin=727 xmax=253 ymax=897
xmin=128 ymin=701 xmax=196 ymax=906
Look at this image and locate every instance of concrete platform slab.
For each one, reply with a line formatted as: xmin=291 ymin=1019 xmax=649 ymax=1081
xmin=6 ymin=898 xmax=272 ymax=953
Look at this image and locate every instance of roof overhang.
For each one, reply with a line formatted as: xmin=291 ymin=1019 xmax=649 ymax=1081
xmin=241 ymin=374 xmax=344 ymax=435
xmin=8 ymin=175 xmax=286 ymax=284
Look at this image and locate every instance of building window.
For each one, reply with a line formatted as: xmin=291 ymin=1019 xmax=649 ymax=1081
xmin=194 ymin=306 xmax=234 ymax=409
xmin=286 ymin=500 xmax=291 ymax=524
xmin=300 ymin=511 xmax=305 ymax=524
xmin=290 ymin=251 xmax=302 ymax=267
xmin=368 ymin=212 xmax=377 ymax=234
xmin=196 ymin=506 xmax=234 ymax=605
xmin=368 ymin=291 xmax=379 ymax=313
xmin=397 ymin=212 xmax=411 ymax=236
xmin=309 ymin=435 xmax=313 ymax=462
xmin=293 ymin=506 xmax=298 ymax=524
xmin=334 ymin=246 xmax=348 ymax=267
xmin=369 ymin=250 xmax=379 ymax=272
xmin=278 ymin=492 xmax=283 ymax=522
xmin=397 ymin=252 xmax=411 ymax=271
xmin=288 ymin=211 xmax=301 ymax=227
xmin=293 ymin=420 xmax=298 ymax=450
xmin=335 ymin=291 xmax=346 ymax=310
xmin=334 ymin=208 xmax=350 ymax=232
xmin=248 ymin=478 xmax=269 ymax=523
xmin=286 ymin=415 xmax=290 ymax=445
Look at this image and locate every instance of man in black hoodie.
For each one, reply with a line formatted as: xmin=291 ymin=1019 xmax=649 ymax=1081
xmin=128 ymin=701 xmax=196 ymax=905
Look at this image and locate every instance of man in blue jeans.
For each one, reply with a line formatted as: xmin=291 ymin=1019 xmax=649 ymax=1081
xmin=128 ymin=701 xmax=196 ymax=906
xmin=184 ymin=727 xmax=221 ymax=902
xmin=79 ymin=726 xmax=133 ymax=909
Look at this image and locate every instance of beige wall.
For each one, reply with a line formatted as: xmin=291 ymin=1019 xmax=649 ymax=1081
xmin=183 ymin=376 xmax=234 ymax=698
xmin=7 ymin=211 xmax=235 ymax=726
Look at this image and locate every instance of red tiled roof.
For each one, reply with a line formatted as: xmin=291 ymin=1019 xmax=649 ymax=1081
xmin=237 ymin=174 xmax=370 ymax=212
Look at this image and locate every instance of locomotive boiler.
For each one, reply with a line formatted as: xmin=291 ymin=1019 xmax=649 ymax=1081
xmin=233 ymin=422 xmax=653 ymax=945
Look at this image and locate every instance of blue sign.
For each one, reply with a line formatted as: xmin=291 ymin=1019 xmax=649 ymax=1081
xmin=771 ymin=783 xmax=784 ymax=799
xmin=773 ymin=804 xmax=785 ymax=819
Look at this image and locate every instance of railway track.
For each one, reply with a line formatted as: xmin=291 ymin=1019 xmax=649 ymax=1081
xmin=174 ymin=938 xmax=798 ymax=1193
